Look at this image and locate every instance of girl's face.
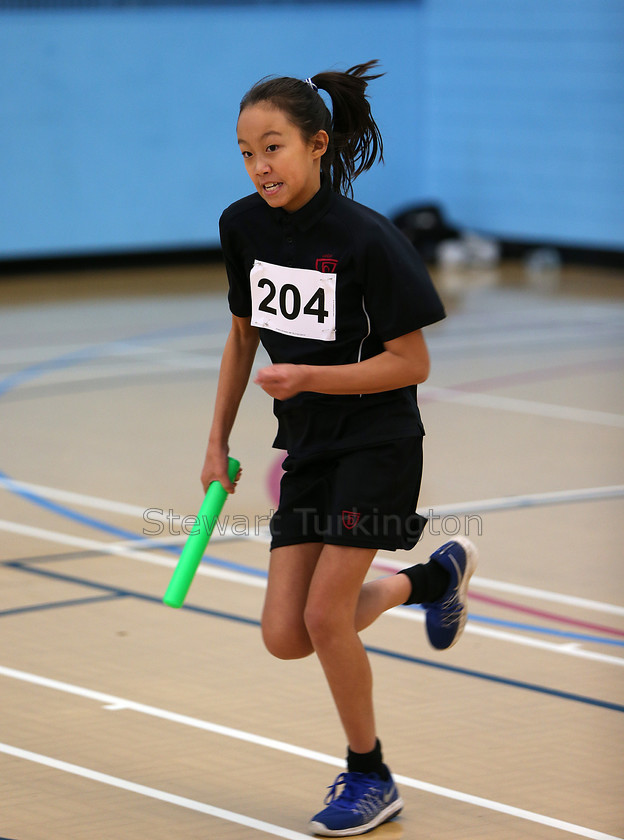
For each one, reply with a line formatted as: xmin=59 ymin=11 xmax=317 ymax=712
xmin=237 ymin=103 xmax=328 ymax=213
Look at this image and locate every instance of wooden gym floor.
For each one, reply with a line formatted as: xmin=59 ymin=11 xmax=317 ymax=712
xmin=0 ymin=257 xmax=622 ymax=840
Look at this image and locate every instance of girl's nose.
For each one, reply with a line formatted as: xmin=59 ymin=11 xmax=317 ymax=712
xmin=255 ymin=156 xmax=270 ymax=175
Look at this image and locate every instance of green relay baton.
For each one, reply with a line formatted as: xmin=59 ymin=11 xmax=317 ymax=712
xmin=163 ymin=457 xmax=240 ymax=608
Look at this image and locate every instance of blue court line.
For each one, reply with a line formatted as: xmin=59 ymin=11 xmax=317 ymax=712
xmin=0 ymin=344 xmax=108 ymax=398
xmin=0 ymin=470 xmax=267 ymax=572
xmin=193 ymin=558 xmax=624 ymax=646
xmin=5 ymin=559 xmax=623 ymax=715
xmin=464 ymin=612 xmax=624 ymax=647
xmin=0 ymin=593 xmax=125 ymax=618
xmin=1 ymin=468 xmax=622 ymax=647
xmin=363 ymin=644 xmax=624 ymax=714
xmin=2 ymin=322 xmax=622 ymax=649
xmin=5 ymin=561 xmax=261 ymax=630
xmin=0 ymin=321 xmax=221 ymax=544
xmin=201 ymin=554 xmax=269 ymax=579
xmin=0 ymin=471 xmax=151 ymax=544
xmin=0 ymin=319 xmax=219 ymax=399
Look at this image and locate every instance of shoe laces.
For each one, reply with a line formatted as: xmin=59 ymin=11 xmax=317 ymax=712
xmin=324 ymin=772 xmax=383 ymax=817
xmin=437 ymin=590 xmax=463 ymax=624
xmin=434 ymin=553 xmax=465 ymax=626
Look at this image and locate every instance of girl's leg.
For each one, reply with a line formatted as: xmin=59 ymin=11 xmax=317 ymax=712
xmin=355 ymin=573 xmax=412 ymax=632
xmin=261 ymin=542 xmax=323 ymax=660
xmin=355 ymin=550 xmax=455 ymax=632
xmin=355 ymin=539 xmax=477 ymax=650
xmin=304 ymin=544 xmax=378 ymax=754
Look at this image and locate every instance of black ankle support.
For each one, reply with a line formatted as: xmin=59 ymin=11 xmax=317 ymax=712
xmin=347 ymin=739 xmax=387 ymax=778
xmin=398 ymin=558 xmax=450 ymax=605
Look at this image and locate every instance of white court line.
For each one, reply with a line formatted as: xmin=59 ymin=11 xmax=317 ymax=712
xmin=466 ymin=577 xmax=624 ymax=617
xmin=1 ymin=518 xmax=622 ymax=666
xmin=0 ymin=333 xmax=229 ymax=367
xmin=1 ymin=358 xmax=222 ymax=391
xmin=3 ymin=473 xmax=624 ymax=612
xmin=0 ymin=666 xmax=621 ymax=840
xmin=373 ymin=556 xmax=624 ymax=618
xmin=241 ymin=532 xmax=624 ymax=629
xmin=420 ymin=385 xmax=624 ymax=427
xmin=160 ymin=527 xmax=624 ymax=621
xmin=0 ymin=474 xmax=170 ymax=519
xmin=0 ymin=519 xmax=266 ymax=590
xmin=419 ymin=484 xmax=624 ymax=515
xmin=387 ymin=606 xmax=623 ymax=666
xmin=3 ymin=476 xmax=623 ymax=523
xmin=236 ymin=530 xmax=624 ymax=619
xmin=0 ymin=743 xmax=310 ymax=840
xmin=427 ymin=330 xmax=624 ymax=352
xmin=94 ymin=529 xmax=624 ymax=624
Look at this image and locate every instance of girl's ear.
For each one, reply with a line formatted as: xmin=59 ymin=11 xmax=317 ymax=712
xmin=311 ymin=130 xmax=329 ymax=159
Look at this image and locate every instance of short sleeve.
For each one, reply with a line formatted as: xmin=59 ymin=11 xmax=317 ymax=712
xmin=362 ymin=221 xmax=445 ymax=342
xmin=219 ymin=211 xmax=252 ymax=318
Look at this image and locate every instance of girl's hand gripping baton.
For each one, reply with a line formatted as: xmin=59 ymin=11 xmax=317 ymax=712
xmin=163 ymin=457 xmax=240 ymax=608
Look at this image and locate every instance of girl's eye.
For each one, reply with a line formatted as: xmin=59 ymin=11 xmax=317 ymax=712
xmin=242 ymin=151 xmax=252 ymax=159
xmin=266 ymin=144 xmax=279 ymax=152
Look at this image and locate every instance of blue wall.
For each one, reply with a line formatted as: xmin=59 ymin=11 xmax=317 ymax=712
xmin=424 ymin=0 xmax=624 ymax=249
xmin=0 ymin=0 xmax=622 ymax=259
xmin=0 ymin=2 xmax=426 ymax=258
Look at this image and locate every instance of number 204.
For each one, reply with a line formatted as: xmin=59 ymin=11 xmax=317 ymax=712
xmin=258 ymin=278 xmax=329 ymax=323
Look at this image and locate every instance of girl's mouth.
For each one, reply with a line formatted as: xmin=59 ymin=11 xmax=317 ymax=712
xmin=263 ymin=182 xmax=283 ymax=196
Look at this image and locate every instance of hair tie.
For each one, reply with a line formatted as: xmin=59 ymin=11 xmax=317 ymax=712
xmin=304 ymin=77 xmax=318 ymax=92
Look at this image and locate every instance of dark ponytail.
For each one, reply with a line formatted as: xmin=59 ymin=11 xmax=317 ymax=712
xmin=239 ymin=60 xmax=384 ymax=197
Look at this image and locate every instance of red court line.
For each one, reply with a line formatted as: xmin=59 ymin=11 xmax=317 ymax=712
xmin=266 ymin=359 xmax=622 ymax=504
xmin=419 ymin=356 xmax=622 ymax=402
xmin=372 ymin=559 xmax=624 ymax=639
xmin=468 ymin=590 xmax=624 ymax=638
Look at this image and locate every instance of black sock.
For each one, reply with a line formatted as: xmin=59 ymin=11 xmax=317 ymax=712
xmin=398 ymin=558 xmax=450 ymax=605
xmin=347 ymin=739 xmax=389 ymax=779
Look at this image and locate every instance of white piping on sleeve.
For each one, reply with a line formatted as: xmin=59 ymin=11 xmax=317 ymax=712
xmin=357 ymin=295 xmax=371 ymax=397
xmin=357 ymin=295 xmax=371 ymax=363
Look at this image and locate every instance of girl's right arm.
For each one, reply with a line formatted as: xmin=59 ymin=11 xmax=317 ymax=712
xmin=201 ymin=314 xmax=260 ymax=494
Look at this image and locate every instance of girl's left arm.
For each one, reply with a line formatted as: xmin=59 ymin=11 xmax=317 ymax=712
xmin=254 ymin=329 xmax=430 ymax=401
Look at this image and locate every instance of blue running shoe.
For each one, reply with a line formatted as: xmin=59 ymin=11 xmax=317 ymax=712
xmin=423 ymin=536 xmax=478 ymax=650
xmin=309 ymin=770 xmax=403 ymax=837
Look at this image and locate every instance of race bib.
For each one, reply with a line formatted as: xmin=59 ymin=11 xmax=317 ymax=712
xmin=250 ymin=260 xmax=336 ymax=341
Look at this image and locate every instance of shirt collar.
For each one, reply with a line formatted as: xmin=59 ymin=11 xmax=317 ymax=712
xmin=273 ymin=175 xmax=334 ymax=232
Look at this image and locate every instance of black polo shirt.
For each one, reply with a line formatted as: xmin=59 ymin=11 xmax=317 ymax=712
xmin=219 ymin=178 xmax=445 ymax=458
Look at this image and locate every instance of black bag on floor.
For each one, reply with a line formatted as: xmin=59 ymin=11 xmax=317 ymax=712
xmin=392 ymin=203 xmax=458 ymax=262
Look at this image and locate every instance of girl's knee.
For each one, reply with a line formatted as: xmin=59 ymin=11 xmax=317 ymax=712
xmin=304 ymin=601 xmax=344 ymax=648
xmin=261 ymin=616 xmax=313 ymax=660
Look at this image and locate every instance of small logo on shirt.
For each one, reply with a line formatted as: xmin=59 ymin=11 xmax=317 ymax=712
xmin=342 ymin=510 xmax=361 ymax=530
xmin=316 ymin=255 xmax=338 ymax=273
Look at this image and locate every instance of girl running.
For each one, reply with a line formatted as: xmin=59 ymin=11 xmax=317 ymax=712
xmin=202 ymin=60 xmax=477 ymax=837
